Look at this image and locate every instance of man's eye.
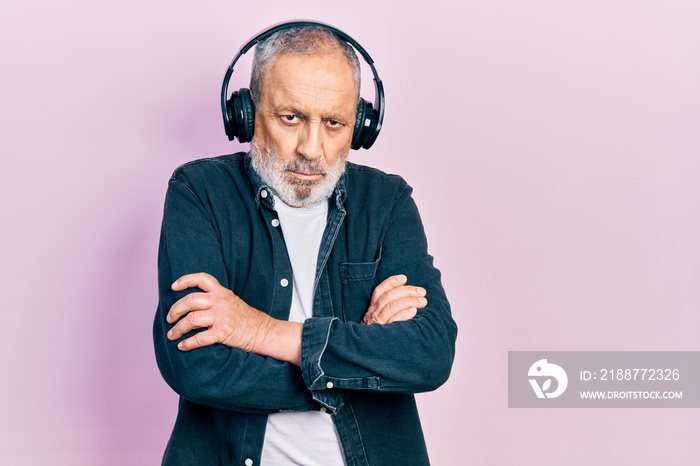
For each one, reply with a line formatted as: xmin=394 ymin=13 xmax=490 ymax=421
xmin=326 ymin=119 xmax=341 ymax=128
xmin=281 ymin=114 xmax=299 ymax=123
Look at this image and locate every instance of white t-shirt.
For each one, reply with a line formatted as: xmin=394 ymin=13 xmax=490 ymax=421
xmin=260 ymin=196 xmax=345 ymax=466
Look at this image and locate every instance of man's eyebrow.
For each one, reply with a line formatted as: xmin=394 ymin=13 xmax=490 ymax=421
xmin=321 ymin=112 xmax=354 ymax=125
xmin=275 ymin=108 xmax=307 ymax=117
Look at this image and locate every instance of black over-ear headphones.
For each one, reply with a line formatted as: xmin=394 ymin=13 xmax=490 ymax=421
xmin=221 ymin=20 xmax=385 ymax=150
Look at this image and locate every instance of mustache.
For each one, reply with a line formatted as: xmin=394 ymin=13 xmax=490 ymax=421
xmin=281 ymin=156 xmax=328 ymax=176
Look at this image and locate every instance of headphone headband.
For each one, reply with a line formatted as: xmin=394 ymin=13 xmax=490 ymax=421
xmin=220 ymin=20 xmax=385 ymax=150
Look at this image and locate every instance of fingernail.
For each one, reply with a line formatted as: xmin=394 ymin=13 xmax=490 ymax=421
xmin=167 ymin=329 xmax=173 ymax=338
xmin=177 ymin=342 xmax=184 ymax=350
xmin=418 ymin=297 xmax=427 ymax=305
xmin=416 ymin=287 xmax=426 ymax=296
xmin=166 ymin=315 xmax=172 ymax=324
xmin=171 ymin=280 xmax=178 ymax=289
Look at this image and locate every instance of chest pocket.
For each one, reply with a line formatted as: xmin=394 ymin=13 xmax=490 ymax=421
xmin=339 ymin=258 xmax=380 ymax=323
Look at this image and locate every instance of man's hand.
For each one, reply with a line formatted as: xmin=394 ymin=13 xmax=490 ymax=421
xmin=362 ymin=275 xmax=427 ymax=324
xmin=166 ymin=272 xmax=302 ymax=364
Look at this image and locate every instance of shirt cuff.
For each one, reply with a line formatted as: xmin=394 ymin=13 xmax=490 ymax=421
xmin=300 ymin=316 xmax=344 ymax=413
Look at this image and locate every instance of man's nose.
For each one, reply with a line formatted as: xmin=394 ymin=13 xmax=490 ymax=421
xmin=297 ymin=122 xmax=324 ymax=161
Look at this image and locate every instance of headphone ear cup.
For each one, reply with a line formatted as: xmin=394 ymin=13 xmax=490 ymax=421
xmin=351 ymin=98 xmax=377 ymax=150
xmin=229 ymin=88 xmax=256 ymax=143
xmin=239 ymin=88 xmax=256 ymax=143
xmin=223 ymin=92 xmax=236 ymax=141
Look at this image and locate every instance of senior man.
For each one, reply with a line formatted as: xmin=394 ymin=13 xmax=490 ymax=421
xmin=154 ymin=23 xmax=457 ymax=466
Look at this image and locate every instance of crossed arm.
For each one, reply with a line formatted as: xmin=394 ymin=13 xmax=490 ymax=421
xmin=165 ymin=272 xmax=428 ymax=365
xmin=155 ymin=170 xmax=456 ymax=413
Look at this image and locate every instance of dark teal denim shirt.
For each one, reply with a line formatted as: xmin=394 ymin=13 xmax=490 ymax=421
xmin=154 ymin=152 xmax=457 ymax=466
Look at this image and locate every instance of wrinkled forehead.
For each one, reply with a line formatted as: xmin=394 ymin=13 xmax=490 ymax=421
xmin=264 ymin=48 xmax=358 ymax=91
xmin=263 ymin=52 xmax=358 ymax=115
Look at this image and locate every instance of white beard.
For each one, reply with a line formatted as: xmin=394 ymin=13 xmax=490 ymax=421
xmin=250 ymin=140 xmax=348 ymax=208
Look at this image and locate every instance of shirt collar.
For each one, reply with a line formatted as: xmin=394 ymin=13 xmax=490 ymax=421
xmin=244 ymin=153 xmax=273 ymax=209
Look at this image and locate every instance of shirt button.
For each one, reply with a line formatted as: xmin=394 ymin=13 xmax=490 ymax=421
xmin=280 ymin=278 xmax=289 ymax=287
xmin=244 ymin=459 xmax=253 ymax=466
xmin=260 ymin=190 xmax=268 ymax=198
xmin=326 ymin=382 xmax=334 ymax=389
xmin=320 ymin=407 xmax=327 ymax=413
xmin=271 ymin=218 xmax=280 ymax=227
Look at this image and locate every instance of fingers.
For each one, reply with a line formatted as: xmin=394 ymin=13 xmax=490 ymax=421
xmin=167 ymin=272 xmax=222 ymax=324
xmin=174 ymin=328 xmax=220 ymax=352
xmin=363 ymin=292 xmax=427 ymax=324
xmin=165 ymin=273 xmax=222 ymax=347
xmin=386 ymin=307 xmax=419 ymax=323
xmin=167 ymin=308 xmax=215 ymax=341
xmin=363 ymin=274 xmax=428 ymax=325
xmin=369 ymin=274 xmax=408 ymax=308
xmin=167 ymin=291 xmax=212 ymax=324
xmin=171 ymin=272 xmax=221 ymax=293
xmin=372 ymin=284 xmax=426 ymax=317
xmin=164 ymin=273 xmax=265 ymax=353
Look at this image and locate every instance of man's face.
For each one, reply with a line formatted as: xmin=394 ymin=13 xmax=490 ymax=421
xmin=250 ymin=50 xmax=357 ymax=208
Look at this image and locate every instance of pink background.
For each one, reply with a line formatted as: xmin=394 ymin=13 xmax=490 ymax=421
xmin=1 ymin=1 xmax=699 ymax=464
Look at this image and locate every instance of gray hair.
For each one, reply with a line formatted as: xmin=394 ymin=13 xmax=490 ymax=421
xmin=249 ymin=26 xmax=361 ymax=110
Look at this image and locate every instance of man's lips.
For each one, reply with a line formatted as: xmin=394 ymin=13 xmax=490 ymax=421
xmin=288 ymin=170 xmax=324 ymax=181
